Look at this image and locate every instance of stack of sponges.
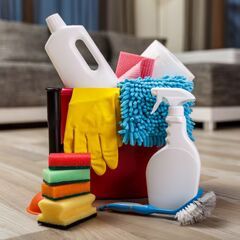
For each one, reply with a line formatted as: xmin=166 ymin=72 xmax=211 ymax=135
xmin=118 ymin=76 xmax=194 ymax=147
xmin=37 ymin=153 xmax=97 ymax=229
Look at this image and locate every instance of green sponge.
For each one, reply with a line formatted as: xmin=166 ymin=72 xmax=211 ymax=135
xmin=43 ymin=168 xmax=90 ymax=186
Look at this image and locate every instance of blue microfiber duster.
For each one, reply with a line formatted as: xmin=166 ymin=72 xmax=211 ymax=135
xmin=118 ymin=76 xmax=194 ymax=147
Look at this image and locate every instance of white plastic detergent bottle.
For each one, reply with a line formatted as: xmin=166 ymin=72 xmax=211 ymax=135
xmin=45 ymin=13 xmax=117 ymax=88
xmin=146 ymin=88 xmax=200 ymax=210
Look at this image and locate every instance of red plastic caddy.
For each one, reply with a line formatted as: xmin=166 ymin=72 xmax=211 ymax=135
xmin=47 ymin=88 xmax=159 ymax=199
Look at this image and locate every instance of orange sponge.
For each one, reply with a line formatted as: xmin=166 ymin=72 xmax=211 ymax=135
xmin=42 ymin=181 xmax=90 ymax=200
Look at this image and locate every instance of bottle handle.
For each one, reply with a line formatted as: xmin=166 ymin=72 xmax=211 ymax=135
xmin=70 ymin=26 xmax=110 ymax=73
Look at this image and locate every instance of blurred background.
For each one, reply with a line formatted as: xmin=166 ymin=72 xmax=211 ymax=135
xmin=0 ymin=0 xmax=240 ymax=130
xmin=1 ymin=0 xmax=239 ymax=51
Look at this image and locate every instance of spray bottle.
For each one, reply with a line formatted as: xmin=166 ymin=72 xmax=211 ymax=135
xmin=99 ymin=88 xmax=215 ymax=225
xmin=146 ymin=88 xmax=200 ymax=210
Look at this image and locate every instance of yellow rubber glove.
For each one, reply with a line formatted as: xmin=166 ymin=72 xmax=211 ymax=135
xmin=64 ymin=88 xmax=121 ymax=176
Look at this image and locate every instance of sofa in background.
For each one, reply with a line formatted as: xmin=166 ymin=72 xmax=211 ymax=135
xmin=177 ymin=49 xmax=240 ymax=130
xmin=0 ymin=20 xmax=165 ymax=124
xmin=1 ymin=20 xmax=240 ymax=130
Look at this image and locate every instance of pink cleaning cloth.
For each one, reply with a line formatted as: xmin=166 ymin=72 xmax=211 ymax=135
xmin=115 ymin=52 xmax=155 ymax=82
xmin=118 ymin=59 xmax=154 ymax=82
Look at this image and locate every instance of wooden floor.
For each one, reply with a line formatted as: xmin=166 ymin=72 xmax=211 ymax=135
xmin=0 ymin=127 xmax=239 ymax=240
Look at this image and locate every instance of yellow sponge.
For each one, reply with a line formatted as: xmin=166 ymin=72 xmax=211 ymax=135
xmin=37 ymin=194 xmax=97 ymax=229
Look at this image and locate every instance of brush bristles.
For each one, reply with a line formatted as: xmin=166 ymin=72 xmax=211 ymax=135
xmin=175 ymin=191 xmax=216 ymax=225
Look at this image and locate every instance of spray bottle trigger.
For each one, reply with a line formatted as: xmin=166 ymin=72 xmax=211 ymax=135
xmin=151 ymin=93 xmax=163 ymax=114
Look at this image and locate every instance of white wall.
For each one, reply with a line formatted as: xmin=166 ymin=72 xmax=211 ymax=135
xmin=135 ymin=0 xmax=157 ymax=38
xmin=135 ymin=0 xmax=187 ymax=52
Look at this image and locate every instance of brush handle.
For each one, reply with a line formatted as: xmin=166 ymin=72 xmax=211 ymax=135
xmin=98 ymin=202 xmax=177 ymax=215
xmin=98 ymin=188 xmax=204 ymax=216
xmin=99 ymin=203 xmax=154 ymax=215
xmin=99 ymin=202 xmax=188 ymax=216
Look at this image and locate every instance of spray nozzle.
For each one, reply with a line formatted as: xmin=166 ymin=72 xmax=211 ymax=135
xmin=151 ymin=88 xmax=195 ymax=114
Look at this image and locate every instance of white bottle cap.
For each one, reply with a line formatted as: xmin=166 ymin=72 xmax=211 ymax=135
xmin=46 ymin=13 xmax=66 ymax=33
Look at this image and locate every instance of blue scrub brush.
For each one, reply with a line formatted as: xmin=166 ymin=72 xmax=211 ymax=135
xmin=118 ymin=76 xmax=194 ymax=147
xmin=99 ymin=190 xmax=216 ymax=225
